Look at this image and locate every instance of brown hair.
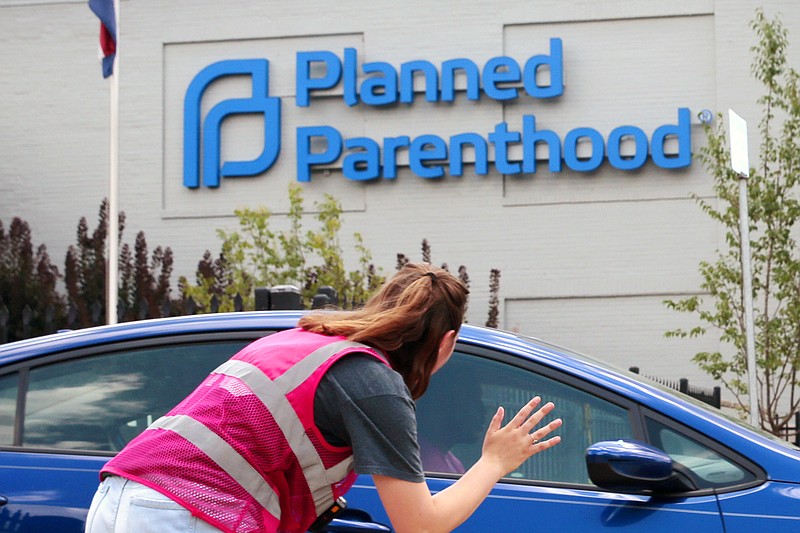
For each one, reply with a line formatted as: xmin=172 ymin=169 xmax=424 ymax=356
xmin=298 ymin=263 xmax=469 ymax=398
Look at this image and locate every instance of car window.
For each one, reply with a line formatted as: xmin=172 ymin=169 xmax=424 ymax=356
xmin=644 ymin=416 xmax=757 ymax=489
xmin=0 ymin=373 xmax=17 ymax=445
xmin=19 ymin=340 xmax=252 ymax=452
xmin=417 ymin=350 xmax=634 ymax=485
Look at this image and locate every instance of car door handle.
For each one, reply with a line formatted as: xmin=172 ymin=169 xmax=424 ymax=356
xmin=322 ymin=517 xmax=392 ymax=532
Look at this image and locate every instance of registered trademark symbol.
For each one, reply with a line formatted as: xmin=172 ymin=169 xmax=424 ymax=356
xmin=698 ymin=109 xmax=714 ymax=124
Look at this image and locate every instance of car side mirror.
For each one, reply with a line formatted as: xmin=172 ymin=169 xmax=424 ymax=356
xmin=586 ymin=439 xmax=697 ymax=495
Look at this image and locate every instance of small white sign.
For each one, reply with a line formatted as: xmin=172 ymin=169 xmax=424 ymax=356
xmin=729 ymin=109 xmax=750 ymax=177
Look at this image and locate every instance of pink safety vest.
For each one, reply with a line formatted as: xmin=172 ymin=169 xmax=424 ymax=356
xmin=102 ymin=328 xmax=388 ymax=533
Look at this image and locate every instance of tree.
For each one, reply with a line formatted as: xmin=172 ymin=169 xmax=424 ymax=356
xmin=64 ymin=200 xmax=116 ymax=325
xmin=664 ymin=9 xmax=800 ymax=436
xmin=486 ymin=268 xmax=501 ymax=329
xmin=64 ymin=199 xmax=176 ymax=325
xmin=180 ymin=184 xmax=384 ymax=311
xmin=118 ymin=231 xmax=175 ymax=320
xmin=0 ymin=217 xmax=64 ymax=341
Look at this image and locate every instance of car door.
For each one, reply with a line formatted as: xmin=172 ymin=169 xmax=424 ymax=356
xmin=0 ymin=334 xmax=262 ymax=533
xmin=385 ymin=347 xmax=728 ymax=533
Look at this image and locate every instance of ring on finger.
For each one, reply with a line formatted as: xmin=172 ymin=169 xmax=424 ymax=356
xmin=530 ymin=433 xmax=538 ymax=445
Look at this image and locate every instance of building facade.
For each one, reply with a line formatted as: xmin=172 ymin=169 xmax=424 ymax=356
xmin=3 ymin=0 xmax=799 ymax=393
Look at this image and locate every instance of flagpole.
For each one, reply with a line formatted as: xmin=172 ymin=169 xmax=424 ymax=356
xmin=106 ymin=0 xmax=120 ymax=325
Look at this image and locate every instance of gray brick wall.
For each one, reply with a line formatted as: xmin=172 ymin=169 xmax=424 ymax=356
xmin=3 ymin=0 xmax=799 ymax=395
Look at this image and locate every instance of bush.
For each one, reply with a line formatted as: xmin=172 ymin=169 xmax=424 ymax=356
xmin=0 ymin=217 xmax=64 ymax=341
xmin=180 ymin=184 xmax=384 ymax=311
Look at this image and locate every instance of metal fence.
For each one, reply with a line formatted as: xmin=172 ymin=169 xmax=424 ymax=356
xmin=776 ymin=412 xmax=800 ymax=446
xmin=629 ymin=366 xmax=721 ymax=409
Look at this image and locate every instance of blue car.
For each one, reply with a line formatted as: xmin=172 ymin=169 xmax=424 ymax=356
xmin=0 ymin=311 xmax=798 ymax=532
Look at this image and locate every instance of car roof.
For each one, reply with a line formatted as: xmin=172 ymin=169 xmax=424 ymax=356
xmin=0 ymin=311 xmax=302 ymax=364
xmin=0 ymin=311 xmax=772 ymax=421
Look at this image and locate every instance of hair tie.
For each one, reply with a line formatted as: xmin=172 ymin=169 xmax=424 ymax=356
xmin=426 ymin=271 xmax=437 ymax=283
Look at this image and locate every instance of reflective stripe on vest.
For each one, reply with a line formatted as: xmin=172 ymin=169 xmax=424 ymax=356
xmin=149 ymin=414 xmax=282 ymax=519
xmin=149 ymin=339 xmax=368 ymax=518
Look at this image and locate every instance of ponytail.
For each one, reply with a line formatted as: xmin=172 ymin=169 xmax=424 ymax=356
xmin=299 ymin=263 xmax=469 ymax=398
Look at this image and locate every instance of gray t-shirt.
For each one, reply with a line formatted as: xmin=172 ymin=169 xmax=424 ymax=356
xmin=314 ymin=353 xmax=425 ymax=483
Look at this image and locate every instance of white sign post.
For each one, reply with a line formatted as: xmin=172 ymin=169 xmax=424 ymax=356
xmin=729 ymin=109 xmax=758 ymax=426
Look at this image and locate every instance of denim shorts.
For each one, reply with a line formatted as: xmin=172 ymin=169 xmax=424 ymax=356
xmin=84 ymin=475 xmax=224 ymax=533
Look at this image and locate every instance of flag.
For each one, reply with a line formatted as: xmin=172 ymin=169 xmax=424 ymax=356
xmin=88 ymin=0 xmax=116 ymax=78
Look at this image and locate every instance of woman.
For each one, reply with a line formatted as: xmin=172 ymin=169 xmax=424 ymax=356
xmin=85 ymin=263 xmax=561 ymax=533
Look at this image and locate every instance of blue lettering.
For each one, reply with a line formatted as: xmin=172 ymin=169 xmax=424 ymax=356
xmin=522 ymin=38 xmax=564 ymax=99
xmin=409 ymin=135 xmax=447 ymax=178
xmin=651 ymin=108 xmax=691 ymax=168
xmin=400 ymin=60 xmax=439 ymax=103
xmin=293 ymin=110 xmax=693 ymax=181
xmin=343 ymin=48 xmax=359 ymax=106
xmin=297 ymin=47 xmax=562 ymax=106
xmin=343 ymin=137 xmax=381 ymax=180
xmin=189 ymin=45 xmax=695 ymax=189
xmin=441 ymin=59 xmax=481 ymax=102
xmin=521 ymin=115 xmax=562 ymax=173
xmin=488 ymin=122 xmax=521 ymax=174
xmin=564 ymin=127 xmax=604 ymax=172
xmin=361 ymin=61 xmax=397 ymax=106
xmin=296 ymin=126 xmax=342 ymax=182
xmin=383 ymin=136 xmax=411 ymax=179
xmin=296 ymin=51 xmax=341 ymax=107
xmin=450 ymin=133 xmax=488 ymax=176
xmin=483 ymin=57 xmax=521 ymax=101
xmin=607 ymin=126 xmax=648 ymax=170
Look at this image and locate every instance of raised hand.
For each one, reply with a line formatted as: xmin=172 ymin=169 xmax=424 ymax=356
xmin=481 ymin=397 xmax=562 ymax=477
